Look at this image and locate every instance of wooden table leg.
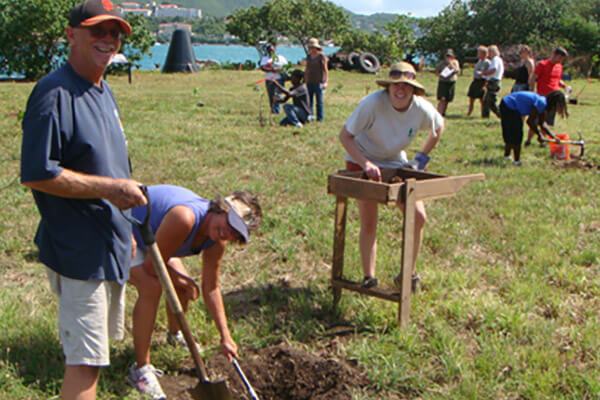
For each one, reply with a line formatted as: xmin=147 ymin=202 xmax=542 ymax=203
xmin=396 ymin=179 xmax=416 ymax=326
xmin=332 ymin=196 xmax=348 ymax=308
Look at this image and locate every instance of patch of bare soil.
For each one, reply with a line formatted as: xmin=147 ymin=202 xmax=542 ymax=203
xmin=159 ymin=343 xmax=371 ymax=400
xmin=553 ymin=159 xmax=600 ymax=170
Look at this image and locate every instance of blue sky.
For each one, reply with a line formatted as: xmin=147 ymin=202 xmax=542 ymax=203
xmin=331 ymin=0 xmax=451 ymax=17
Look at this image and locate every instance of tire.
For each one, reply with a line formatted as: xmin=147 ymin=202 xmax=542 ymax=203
xmin=345 ymin=51 xmax=360 ymax=69
xmin=358 ymin=52 xmax=381 ymax=74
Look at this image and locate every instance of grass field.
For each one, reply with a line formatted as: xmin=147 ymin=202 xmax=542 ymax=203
xmin=0 ymin=66 xmax=599 ymax=399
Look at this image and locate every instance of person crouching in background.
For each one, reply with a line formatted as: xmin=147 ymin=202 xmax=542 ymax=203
xmin=270 ymin=69 xmax=312 ymax=128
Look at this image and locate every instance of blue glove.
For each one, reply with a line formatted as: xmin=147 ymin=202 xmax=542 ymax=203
xmin=409 ymin=152 xmax=430 ymax=171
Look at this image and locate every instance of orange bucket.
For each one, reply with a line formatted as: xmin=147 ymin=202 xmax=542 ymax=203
xmin=549 ymin=133 xmax=570 ymax=160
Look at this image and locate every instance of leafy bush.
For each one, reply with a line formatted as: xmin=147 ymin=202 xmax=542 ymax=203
xmin=0 ymin=0 xmax=77 ymax=80
xmin=220 ymin=60 xmax=257 ymax=70
xmin=0 ymin=0 xmax=152 ymax=81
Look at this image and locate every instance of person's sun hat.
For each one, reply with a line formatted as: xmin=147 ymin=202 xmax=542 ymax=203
xmin=445 ymin=49 xmax=455 ymax=57
xmin=307 ymin=38 xmax=322 ymax=50
xmin=375 ymin=62 xmax=425 ymax=96
xmin=69 ymin=0 xmax=132 ymax=35
xmin=224 ymin=196 xmax=254 ymax=243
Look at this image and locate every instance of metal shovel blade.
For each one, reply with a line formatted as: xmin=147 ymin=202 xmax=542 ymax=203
xmin=190 ymin=378 xmax=233 ymax=400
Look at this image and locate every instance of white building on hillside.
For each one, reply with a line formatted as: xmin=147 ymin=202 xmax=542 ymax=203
xmin=155 ymin=4 xmax=201 ymax=18
xmin=120 ymin=7 xmax=153 ymax=16
xmin=120 ymin=2 xmax=140 ymax=8
xmin=118 ymin=2 xmax=152 ymax=16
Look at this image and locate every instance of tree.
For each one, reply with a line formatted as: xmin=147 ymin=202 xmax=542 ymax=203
xmin=0 ymin=0 xmax=78 ymax=80
xmin=468 ymin=0 xmax=568 ymax=47
xmin=383 ymin=15 xmax=418 ymax=55
xmin=226 ymin=0 xmax=350 ymax=57
xmin=121 ymin=13 xmax=154 ymax=66
xmin=0 ymin=0 xmax=153 ymax=81
xmin=267 ymin=0 xmax=350 ymax=53
xmin=226 ymin=4 xmax=277 ymax=56
xmin=415 ymin=0 xmax=472 ymax=61
xmin=337 ymin=15 xmax=417 ymax=66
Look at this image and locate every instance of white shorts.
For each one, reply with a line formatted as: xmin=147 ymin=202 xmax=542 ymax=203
xmin=46 ymin=268 xmax=126 ymax=366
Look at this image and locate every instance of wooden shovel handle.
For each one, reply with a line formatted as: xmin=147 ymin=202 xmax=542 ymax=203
xmin=146 ymin=241 xmax=210 ymax=382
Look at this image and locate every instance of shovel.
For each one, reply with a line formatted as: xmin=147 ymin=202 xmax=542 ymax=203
xmin=539 ymin=131 xmax=585 ymax=158
xmin=134 ymin=187 xmax=233 ymax=400
xmin=232 ymin=358 xmax=260 ymax=400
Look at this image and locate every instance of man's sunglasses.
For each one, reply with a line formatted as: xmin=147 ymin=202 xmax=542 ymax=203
xmin=82 ymin=25 xmax=121 ymax=40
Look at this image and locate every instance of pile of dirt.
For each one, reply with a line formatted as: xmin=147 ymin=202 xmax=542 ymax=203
xmin=159 ymin=343 xmax=371 ymax=400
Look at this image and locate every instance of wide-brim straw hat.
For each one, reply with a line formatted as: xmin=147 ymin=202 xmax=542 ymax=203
xmin=307 ymin=37 xmax=322 ymax=49
xmin=376 ymin=62 xmax=425 ymax=96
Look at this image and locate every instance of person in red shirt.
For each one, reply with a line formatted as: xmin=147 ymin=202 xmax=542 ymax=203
xmin=526 ymin=47 xmax=571 ymax=145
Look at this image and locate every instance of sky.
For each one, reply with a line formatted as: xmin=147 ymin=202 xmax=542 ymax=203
xmin=331 ymin=0 xmax=452 ymax=18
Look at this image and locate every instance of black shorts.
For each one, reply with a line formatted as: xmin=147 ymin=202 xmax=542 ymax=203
xmin=467 ymin=79 xmax=486 ymax=99
xmin=500 ymin=101 xmax=523 ymax=145
xmin=437 ymin=80 xmax=456 ymax=102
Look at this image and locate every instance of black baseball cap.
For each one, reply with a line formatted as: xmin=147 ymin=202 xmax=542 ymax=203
xmin=69 ymin=0 xmax=132 ymax=35
xmin=554 ymin=47 xmax=568 ymax=57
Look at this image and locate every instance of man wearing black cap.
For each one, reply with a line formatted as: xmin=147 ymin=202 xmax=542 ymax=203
xmin=20 ymin=1 xmax=146 ymax=398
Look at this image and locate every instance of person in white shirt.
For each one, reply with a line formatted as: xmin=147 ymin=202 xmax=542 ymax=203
xmin=338 ymin=62 xmax=444 ymax=290
xmin=259 ymin=43 xmax=288 ymax=114
xmin=480 ymin=44 xmax=504 ymax=118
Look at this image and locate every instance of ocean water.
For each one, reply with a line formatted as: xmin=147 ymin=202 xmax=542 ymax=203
xmin=140 ymin=44 xmax=339 ymax=70
xmin=0 ymin=44 xmax=339 ymax=79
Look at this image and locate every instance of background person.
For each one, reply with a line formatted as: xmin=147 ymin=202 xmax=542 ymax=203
xmin=511 ymin=44 xmax=535 ymax=92
xmin=467 ymin=46 xmax=491 ymax=117
xmin=19 ymin=1 xmax=147 ymax=399
xmin=526 ymin=46 xmax=571 ymax=145
xmin=270 ymin=69 xmax=312 ymax=128
xmin=127 ymin=185 xmax=261 ymax=400
xmin=480 ymin=45 xmax=504 ymax=118
xmin=500 ymin=91 xmax=567 ymax=166
xmin=304 ymin=37 xmax=329 ymax=121
xmin=338 ymin=62 xmax=444 ymax=290
xmin=259 ymin=43 xmax=288 ymax=114
xmin=435 ymin=49 xmax=460 ymax=117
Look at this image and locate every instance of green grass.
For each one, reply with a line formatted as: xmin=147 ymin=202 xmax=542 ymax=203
xmin=1 ymin=67 xmax=599 ymax=399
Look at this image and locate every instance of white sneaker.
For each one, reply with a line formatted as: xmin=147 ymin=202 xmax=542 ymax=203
xmin=167 ymin=330 xmax=202 ymax=354
xmin=504 ymin=156 xmax=512 ymax=161
xmin=294 ymin=121 xmax=303 ymax=128
xmin=128 ymin=363 xmax=166 ymax=400
xmin=513 ymin=160 xmax=522 ymax=166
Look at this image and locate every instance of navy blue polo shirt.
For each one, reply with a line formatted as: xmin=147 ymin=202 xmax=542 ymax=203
xmin=21 ymin=63 xmax=133 ymax=284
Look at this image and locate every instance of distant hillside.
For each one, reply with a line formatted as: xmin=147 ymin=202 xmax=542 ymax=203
xmin=349 ymin=12 xmax=399 ymax=33
xmin=144 ymin=0 xmax=268 ymax=17
xmin=126 ymin=1 xmax=402 ymax=29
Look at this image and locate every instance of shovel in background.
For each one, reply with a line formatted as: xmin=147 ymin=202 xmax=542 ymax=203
xmin=134 ymin=187 xmax=233 ymax=400
xmin=568 ymin=77 xmax=592 ymax=104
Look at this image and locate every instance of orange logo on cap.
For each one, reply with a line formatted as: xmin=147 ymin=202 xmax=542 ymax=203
xmin=102 ymin=0 xmax=114 ymax=11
